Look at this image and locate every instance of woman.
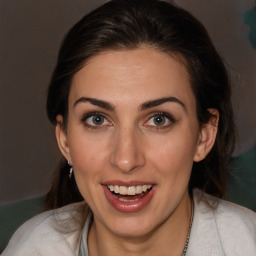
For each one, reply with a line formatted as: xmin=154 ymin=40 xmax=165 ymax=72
xmin=3 ymin=0 xmax=256 ymax=255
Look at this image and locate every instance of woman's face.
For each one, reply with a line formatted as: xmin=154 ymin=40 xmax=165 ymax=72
xmin=56 ymin=48 xmax=216 ymax=238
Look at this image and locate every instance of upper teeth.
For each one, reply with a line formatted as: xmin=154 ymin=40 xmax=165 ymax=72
xmin=107 ymin=185 xmax=152 ymax=195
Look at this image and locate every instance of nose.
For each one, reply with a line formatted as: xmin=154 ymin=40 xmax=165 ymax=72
xmin=110 ymin=126 xmax=145 ymax=174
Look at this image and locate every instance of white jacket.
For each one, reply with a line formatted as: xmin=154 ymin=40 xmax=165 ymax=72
xmin=2 ymin=189 xmax=256 ymax=256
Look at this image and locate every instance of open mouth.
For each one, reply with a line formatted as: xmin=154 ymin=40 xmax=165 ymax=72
xmin=107 ymin=185 xmax=153 ymax=202
xmin=103 ymin=183 xmax=155 ymax=213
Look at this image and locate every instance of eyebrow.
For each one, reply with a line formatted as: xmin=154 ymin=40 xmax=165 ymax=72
xmin=73 ymin=96 xmax=185 ymax=111
xmin=73 ymin=97 xmax=115 ymax=111
xmin=140 ymin=97 xmax=186 ymax=111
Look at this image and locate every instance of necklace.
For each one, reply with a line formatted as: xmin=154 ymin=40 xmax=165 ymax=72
xmin=181 ymin=201 xmax=194 ymax=256
xmin=81 ymin=203 xmax=194 ymax=256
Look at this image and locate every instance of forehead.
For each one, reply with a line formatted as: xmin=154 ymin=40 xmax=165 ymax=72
xmin=70 ymin=48 xmax=195 ymax=109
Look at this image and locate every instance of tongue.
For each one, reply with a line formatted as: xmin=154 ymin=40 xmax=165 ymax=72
xmin=114 ymin=191 xmax=149 ymax=201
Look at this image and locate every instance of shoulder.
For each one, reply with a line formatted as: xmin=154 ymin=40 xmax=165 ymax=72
xmin=190 ymin=189 xmax=256 ymax=255
xmin=2 ymin=202 xmax=86 ymax=256
xmin=198 ymin=189 xmax=256 ymax=228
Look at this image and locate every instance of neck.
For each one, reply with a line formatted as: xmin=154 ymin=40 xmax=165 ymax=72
xmin=88 ymin=192 xmax=193 ymax=256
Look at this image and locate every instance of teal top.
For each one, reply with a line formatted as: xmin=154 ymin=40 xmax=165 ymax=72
xmin=79 ymin=212 xmax=92 ymax=256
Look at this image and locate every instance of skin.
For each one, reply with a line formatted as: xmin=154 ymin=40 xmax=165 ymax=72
xmin=56 ymin=47 xmax=219 ymax=256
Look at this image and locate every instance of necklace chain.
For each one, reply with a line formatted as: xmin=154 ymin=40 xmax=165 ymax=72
xmin=83 ymin=202 xmax=194 ymax=256
xmin=181 ymin=201 xmax=194 ymax=256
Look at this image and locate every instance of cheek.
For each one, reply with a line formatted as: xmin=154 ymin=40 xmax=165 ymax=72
xmin=69 ymin=135 xmax=110 ymax=205
xmin=147 ymin=132 xmax=197 ymax=177
xmin=68 ymin=132 xmax=110 ymax=178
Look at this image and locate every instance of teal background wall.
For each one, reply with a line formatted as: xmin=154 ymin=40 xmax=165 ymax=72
xmin=227 ymin=147 xmax=256 ymax=211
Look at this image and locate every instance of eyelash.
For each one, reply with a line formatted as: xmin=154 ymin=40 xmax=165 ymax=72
xmin=81 ymin=111 xmax=176 ymax=130
xmin=81 ymin=112 xmax=111 ymax=129
xmin=145 ymin=112 xmax=176 ymax=129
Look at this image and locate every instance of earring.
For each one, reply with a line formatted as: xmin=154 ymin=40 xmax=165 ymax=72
xmin=68 ymin=162 xmax=73 ymax=179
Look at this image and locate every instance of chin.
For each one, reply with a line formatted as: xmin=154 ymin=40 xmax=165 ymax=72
xmin=102 ymin=211 xmax=165 ymax=238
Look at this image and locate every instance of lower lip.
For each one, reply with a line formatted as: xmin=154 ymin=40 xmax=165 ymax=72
xmin=102 ymin=186 xmax=155 ymax=213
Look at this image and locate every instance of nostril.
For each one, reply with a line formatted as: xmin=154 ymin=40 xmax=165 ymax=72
xmin=109 ymin=132 xmax=145 ymax=173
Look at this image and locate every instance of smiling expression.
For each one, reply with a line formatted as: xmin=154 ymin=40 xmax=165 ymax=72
xmin=56 ymin=47 xmax=215 ymax=238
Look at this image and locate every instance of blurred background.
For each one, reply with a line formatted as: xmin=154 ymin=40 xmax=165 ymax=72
xmin=0 ymin=0 xmax=255 ymax=251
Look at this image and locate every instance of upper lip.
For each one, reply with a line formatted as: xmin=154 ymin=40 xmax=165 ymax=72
xmin=102 ymin=180 xmax=155 ymax=186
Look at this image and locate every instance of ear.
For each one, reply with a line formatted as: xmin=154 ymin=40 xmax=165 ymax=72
xmin=55 ymin=115 xmax=72 ymax=163
xmin=193 ymin=109 xmax=219 ymax=162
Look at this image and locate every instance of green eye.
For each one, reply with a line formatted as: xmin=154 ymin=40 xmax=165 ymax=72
xmin=145 ymin=112 xmax=175 ymax=128
xmin=91 ymin=115 xmax=105 ymax=125
xmin=153 ymin=115 xmax=167 ymax=126
xmin=82 ymin=112 xmax=111 ymax=128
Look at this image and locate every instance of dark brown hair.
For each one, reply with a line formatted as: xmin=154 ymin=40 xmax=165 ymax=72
xmin=45 ymin=0 xmax=236 ymax=210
